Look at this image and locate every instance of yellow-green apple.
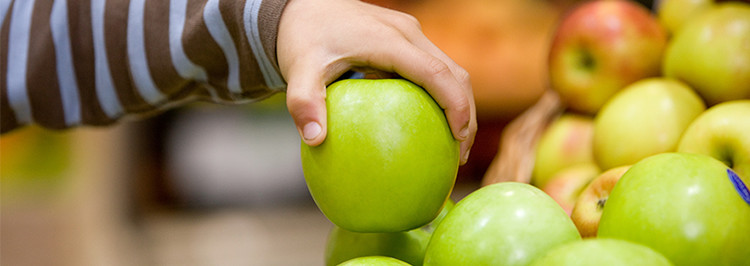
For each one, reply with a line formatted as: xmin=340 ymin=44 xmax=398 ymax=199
xmin=325 ymin=200 xmax=454 ymax=266
xmin=656 ymin=0 xmax=713 ymax=34
xmin=662 ymin=3 xmax=750 ymax=106
xmin=325 ymin=227 xmax=428 ymax=266
xmin=532 ymin=114 xmax=596 ymax=188
xmin=541 ymin=163 xmax=600 ymax=215
xmin=598 ymin=153 xmax=750 ymax=265
xmin=338 ymin=256 xmax=411 ymax=266
xmin=423 ymin=182 xmax=581 ymax=266
xmin=548 ymin=0 xmax=668 ymax=114
xmin=593 ymin=78 xmax=705 ymax=170
xmin=529 ymin=238 xmax=672 ymax=266
xmin=678 ymin=100 xmax=750 ymax=184
xmin=301 ymin=79 xmax=459 ymax=233
xmin=570 ymin=165 xmax=631 ymax=238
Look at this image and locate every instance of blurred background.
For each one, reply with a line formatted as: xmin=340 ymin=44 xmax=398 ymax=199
xmin=0 ymin=0 xmax=650 ymax=265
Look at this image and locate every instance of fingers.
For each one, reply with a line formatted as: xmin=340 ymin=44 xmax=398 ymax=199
xmin=405 ymin=31 xmax=478 ymax=165
xmin=285 ymin=65 xmax=330 ymax=147
xmin=362 ymin=40 xmax=476 ymax=164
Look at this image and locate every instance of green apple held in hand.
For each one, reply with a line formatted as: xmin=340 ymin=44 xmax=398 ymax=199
xmin=325 ymin=200 xmax=454 ymax=266
xmin=678 ymin=100 xmax=750 ymax=184
xmin=570 ymin=165 xmax=630 ymax=238
xmin=656 ymin=0 xmax=713 ymax=35
xmin=548 ymin=0 xmax=667 ymax=114
xmin=338 ymin=256 xmax=411 ymax=266
xmin=593 ymin=78 xmax=705 ymax=170
xmin=424 ymin=182 xmax=581 ymax=266
xmin=598 ymin=153 xmax=750 ymax=266
xmin=663 ymin=3 xmax=750 ymax=106
xmin=541 ymin=163 xmax=600 ymax=215
xmin=529 ymin=238 xmax=672 ymax=266
xmin=532 ymin=114 xmax=596 ymax=188
xmin=301 ymin=79 xmax=459 ymax=233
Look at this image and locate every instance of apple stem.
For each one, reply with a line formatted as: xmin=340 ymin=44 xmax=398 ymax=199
xmin=578 ymin=49 xmax=596 ymax=70
xmin=596 ymin=197 xmax=607 ymax=211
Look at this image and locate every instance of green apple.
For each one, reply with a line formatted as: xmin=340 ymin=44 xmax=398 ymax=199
xmin=325 ymin=200 xmax=454 ymax=266
xmin=541 ymin=163 xmax=600 ymax=215
xmin=421 ymin=199 xmax=454 ymax=234
xmin=338 ymin=256 xmax=411 ymax=266
xmin=424 ymin=182 xmax=581 ymax=266
xmin=325 ymin=227 xmax=429 ymax=266
xmin=678 ymin=100 xmax=750 ymax=184
xmin=656 ymin=0 xmax=713 ymax=35
xmin=301 ymin=79 xmax=460 ymax=233
xmin=662 ymin=3 xmax=750 ymax=106
xmin=593 ymin=78 xmax=705 ymax=170
xmin=598 ymin=153 xmax=750 ymax=265
xmin=548 ymin=0 xmax=668 ymax=114
xmin=532 ymin=114 xmax=596 ymax=188
xmin=570 ymin=165 xmax=630 ymax=238
xmin=529 ymin=238 xmax=672 ymax=266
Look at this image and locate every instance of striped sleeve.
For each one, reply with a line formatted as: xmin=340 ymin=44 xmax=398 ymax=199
xmin=0 ymin=0 xmax=288 ymax=133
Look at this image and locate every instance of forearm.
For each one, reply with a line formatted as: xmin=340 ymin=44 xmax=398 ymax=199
xmin=1 ymin=0 xmax=287 ymax=133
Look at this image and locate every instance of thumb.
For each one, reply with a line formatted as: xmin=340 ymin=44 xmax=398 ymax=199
xmin=285 ymin=71 xmax=328 ymax=147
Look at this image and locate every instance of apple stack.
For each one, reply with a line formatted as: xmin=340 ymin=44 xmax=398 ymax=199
xmin=527 ymin=0 xmax=750 ymax=265
xmin=306 ymin=1 xmax=749 ymax=265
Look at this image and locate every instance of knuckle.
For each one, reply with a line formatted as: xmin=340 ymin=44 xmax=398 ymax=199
xmin=403 ymin=13 xmax=422 ymax=29
xmin=286 ymin=91 xmax=318 ymax=116
xmin=453 ymin=96 xmax=471 ymax=116
xmin=392 ymin=12 xmax=421 ymax=30
xmin=426 ymin=58 xmax=452 ymax=79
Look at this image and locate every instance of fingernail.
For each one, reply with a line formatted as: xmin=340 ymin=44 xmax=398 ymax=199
xmin=462 ymin=149 xmax=471 ymax=164
xmin=302 ymin=122 xmax=322 ymax=141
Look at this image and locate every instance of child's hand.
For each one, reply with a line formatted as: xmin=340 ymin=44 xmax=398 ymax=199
xmin=277 ymin=0 xmax=477 ymax=164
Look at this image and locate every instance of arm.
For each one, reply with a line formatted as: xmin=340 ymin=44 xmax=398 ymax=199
xmin=1 ymin=0 xmax=476 ymax=164
xmin=1 ymin=0 xmax=287 ymax=132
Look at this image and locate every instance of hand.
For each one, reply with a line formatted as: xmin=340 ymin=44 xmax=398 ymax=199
xmin=277 ymin=0 xmax=476 ymax=165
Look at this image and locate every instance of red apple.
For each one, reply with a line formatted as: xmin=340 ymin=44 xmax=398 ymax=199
xmin=532 ymin=114 xmax=596 ymax=188
xmin=570 ymin=165 xmax=631 ymax=238
xmin=548 ymin=0 xmax=668 ymax=114
xmin=541 ymin=163 xmax=600 ymax=215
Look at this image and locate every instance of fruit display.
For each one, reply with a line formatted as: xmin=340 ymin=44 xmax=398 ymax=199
xmin=301 ymin=0 xmax=750 ymax=265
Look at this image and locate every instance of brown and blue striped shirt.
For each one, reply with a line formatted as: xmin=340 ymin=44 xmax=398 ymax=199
xmin=1 ymin=0 xmax=288 ymax=133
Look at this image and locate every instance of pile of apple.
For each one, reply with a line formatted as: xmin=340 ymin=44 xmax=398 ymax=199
xmin=300 ymin=1 xmax=750 ymax=265
xmin=533 ymin=0 xmax=750 ymax=264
